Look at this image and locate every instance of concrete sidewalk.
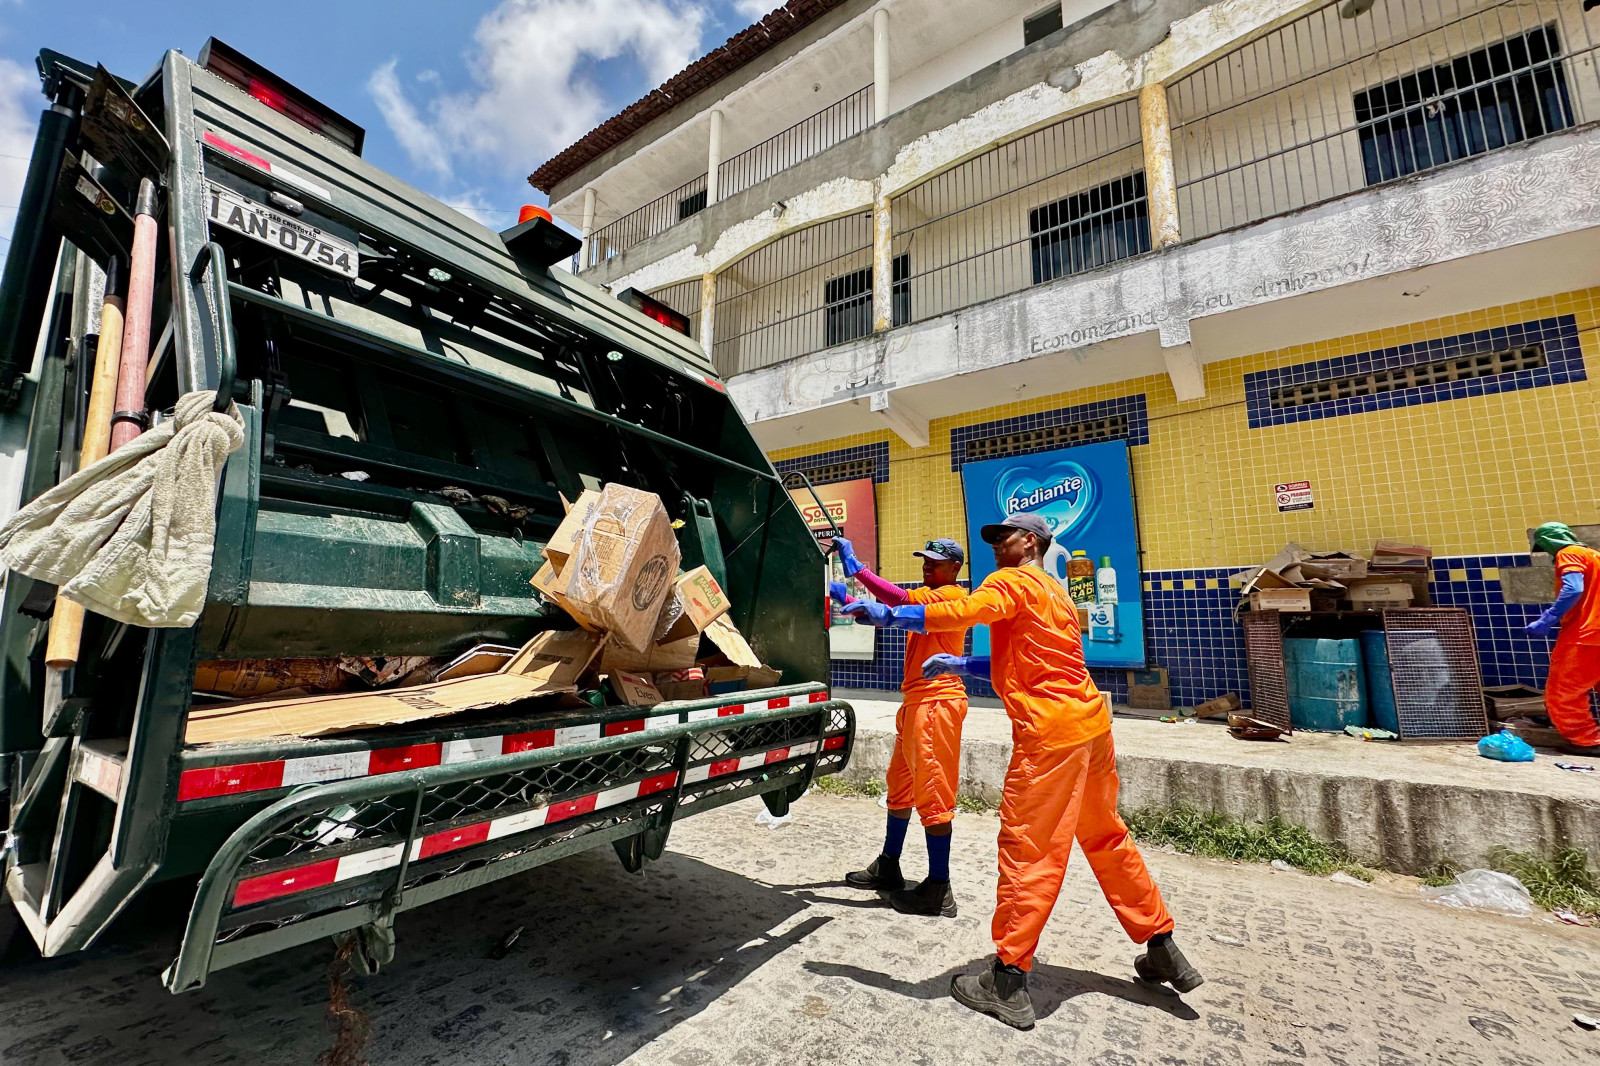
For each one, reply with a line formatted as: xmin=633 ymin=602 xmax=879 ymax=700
xmin=834 ymin=689 xmax=1600 ymax=874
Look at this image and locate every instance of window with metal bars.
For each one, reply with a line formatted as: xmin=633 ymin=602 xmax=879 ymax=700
xmin=823 ymin=253 xmax=909 ymax=346
xmin=1269 ymin=344 xmax=1547 ymax=410
xmin=677 ymin=188 xmax=708 ymax=221
xmin=1355 ymin=25 xmax=1574 ymax=186
xmin=800 ymin=457 xmax=879 ymax=485
xmin=1029 ymin=172 xmax=1150 ymax=285
xmin=1023 ymin=3 xmax=1064 ymax=46
xmin=965 ymin=414 xmax=1130 ymax=461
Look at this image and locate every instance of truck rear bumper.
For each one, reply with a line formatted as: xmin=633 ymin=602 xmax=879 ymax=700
xmin=161 ymin=690 xmax=854 ymax=993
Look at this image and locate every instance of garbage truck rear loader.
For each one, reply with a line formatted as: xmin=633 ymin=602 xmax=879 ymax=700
xmin=0 ymin=43 xmax=854 ymax=991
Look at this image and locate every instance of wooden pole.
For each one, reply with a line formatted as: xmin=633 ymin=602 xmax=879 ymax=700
xmin=109 ymin=178 xmax=158 ymax=452
xmin=44 ymin=258 xmax=125 ymax=669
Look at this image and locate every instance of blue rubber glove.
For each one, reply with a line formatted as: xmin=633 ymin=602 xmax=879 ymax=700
xmin=828 ymin=581 xmax=852 ymax=606
xmin=839 ymin=602 xmax=925 ymax=631
xmin=921 ymin=654 xmax=991 ymax=680
xmin=1528 ymin=572 xmax=1584 ymax=636
xmin=831 ymin=536 xmax=865 ymax=578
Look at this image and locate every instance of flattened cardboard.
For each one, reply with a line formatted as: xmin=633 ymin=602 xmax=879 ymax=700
xmin=187 ymin=630 xmax=605 ymax=745
xmin=562 ymin=485 xmax=681 ymax=651
xmin=193 ymin=659 xmax=352 ymax=698
xmin=610 ymin=670 xmax=663 ymax=708
xmin=435 ymin=644 xmax=521 ymax=681
xmin=602 ymin=633 xmax=699 ymax=674
xmin=543 ymin=489 xmax=602 ymax=571
xmin=704 ymin=614 xmax=760 ymax=668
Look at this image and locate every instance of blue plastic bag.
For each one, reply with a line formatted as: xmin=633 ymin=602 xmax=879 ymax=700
xmin=1478 ymin=732 xmax=1536 ymax=763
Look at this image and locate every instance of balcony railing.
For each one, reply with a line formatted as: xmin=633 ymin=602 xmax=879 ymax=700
xmin=582 ymin=86 xmax=875 ymax=272
xmin=712 ymin=211 xmax=875 ymax=377
xmin=717 ymin=85 xmax=875 ymax=201
xmin=890 ymin=98 xmax=1147 ymax=326
xmin=1169 ymin=0 xmax=1600 ymax=240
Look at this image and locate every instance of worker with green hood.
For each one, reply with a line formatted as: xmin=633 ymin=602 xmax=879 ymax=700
xmin=1527 ymin=522 xmax=1600 ymax=751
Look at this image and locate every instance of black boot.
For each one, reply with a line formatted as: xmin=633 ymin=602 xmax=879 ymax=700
xmin=950 ymin=958 xmax=1035 ymax=1030
xmin=844 ymin=853 xmax=905 ymax=891
xmin=1134 ymin=934 xmax=1204 ymax=993
xmin=886 ymin=877 xmax=957 ymax=917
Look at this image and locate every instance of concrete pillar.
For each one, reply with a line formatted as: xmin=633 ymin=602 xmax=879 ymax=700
xmin=578 ymin=186 xmax=597 ymax=269
xmin=873 ymin=8 xmax=890 ymax=121
xmin=871 ymin=188 xmax=893 ymax=332
xmin=1138 ymin=82 xmax=1181 ymax=250
xmin=700 ymin=272 xmax=717 ymax=364
xmin=707 ymin=109 xmax=723 ymax=205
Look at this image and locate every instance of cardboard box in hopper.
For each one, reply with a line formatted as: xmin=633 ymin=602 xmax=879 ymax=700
xmin=656 ymin=566 xmax=732 ymax=644
xmin=543 ymin=489 xmax=602 ymax=572
xmin=531 ymin=559 xmax=602 ymax=631
xmin=602 ymin=633 xmax=699 ymax=675
xmin=562 ymin=485 xmax=681 ymax=651
xmin=610 ymin=670 xmax=663 ymax=708
xmin=185 ymin=628 xmax=606 ymax=744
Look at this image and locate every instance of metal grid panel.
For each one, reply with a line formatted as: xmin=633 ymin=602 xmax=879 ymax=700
xmin=1169 ymin=0 xmax=1600 ymax=240
xmin=889 ymin=99 xmax=1146 ymax=324
xmin=1382 ymin=607 xmax=1491 ymax=739
xmin=712 ymin=211 xmax=874 ymax=376
xmin=1241 ymin=612 xmax=1292 ymax=731
xmin=966 ymin=414 xmax=1131 ymax=460
xmin=1270 ymin=342 xmax=1546 ymax=407
xmin=718 ymin=85 xmax=874 ymax=201
xmin=586 ymin=174 xmax=708 ymax=269
xmin=647 ymin=279 xmax=703 ymax=341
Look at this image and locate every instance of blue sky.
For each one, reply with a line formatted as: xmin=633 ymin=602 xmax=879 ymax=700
xmin=0 ymin=0 xmax=783 ymax=243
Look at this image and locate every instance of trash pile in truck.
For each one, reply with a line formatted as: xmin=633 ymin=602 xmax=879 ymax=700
xmin=186 ymin=483 xmax=779 ymax=744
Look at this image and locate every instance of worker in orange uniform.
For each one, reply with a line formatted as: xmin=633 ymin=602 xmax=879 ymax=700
xmin=829 ymin=536 xmax=969 ymax=917
xmin=1527 ymin=522 xmax=1600 ymax=752
xmin=847 ymin=512 xmax=1201 ymax=1029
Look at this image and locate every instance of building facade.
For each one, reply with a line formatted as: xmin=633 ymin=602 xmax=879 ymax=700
xmin=534 ymin=0 xmax=1600 ymax=704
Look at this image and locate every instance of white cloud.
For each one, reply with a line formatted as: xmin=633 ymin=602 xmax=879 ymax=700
xmin=733 ymin=0 xmax=785 ymax=19
xmin=371 ymin=0 xmax=707 ymax=180
xmin=0 ymin=58 xmax=38 ymax=262
xmin=437 ymin=189 xmax=501 ymax=227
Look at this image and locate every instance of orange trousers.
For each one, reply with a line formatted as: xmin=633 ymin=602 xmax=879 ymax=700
xmin=1546 ymin=639 xmax=1600 ymax=747
xmin=886 ymin=696 xmax=968 ymax=826
xmin=993 ymin=730 xmax=1173 ymax=970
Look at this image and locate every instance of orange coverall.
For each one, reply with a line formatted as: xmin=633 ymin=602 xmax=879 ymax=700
xmin=1548 ymin=545 xmax=1600 ymax=747
xmin=886 ymin=584 xmax=969 ymax=826
xmin=923 ymin=564 xmax=1173 ymax=969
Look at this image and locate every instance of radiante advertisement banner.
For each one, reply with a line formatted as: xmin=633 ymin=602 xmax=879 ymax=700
xmin=960 ymin=439 xmax=1145 ymax=668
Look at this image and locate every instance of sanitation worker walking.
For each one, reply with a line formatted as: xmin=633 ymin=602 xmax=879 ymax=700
xmin=1526 ymin=522 xmax=1600 ymax=753
xmin=846 ymin=512 xmax=1201 ymax=1029
xmin=829 ymin=536 xmax=969 ymax=917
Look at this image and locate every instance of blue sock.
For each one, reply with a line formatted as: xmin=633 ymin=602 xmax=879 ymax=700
xmin=883 ymin=813 xmax=910 ymax=857
xmin=926 ymin=830 xmax=951 ymax=881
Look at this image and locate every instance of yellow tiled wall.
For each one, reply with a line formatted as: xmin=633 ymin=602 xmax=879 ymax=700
xmin=772 ymin=288 xmax=1600 ymax=584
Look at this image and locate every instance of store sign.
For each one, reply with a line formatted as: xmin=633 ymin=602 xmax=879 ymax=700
xmin=1275 ymin=480 xmax=1315 ymax=512
xmin=788 ymin=477 xmax=878 ymax=661
xmin=960 ymin=439 xmax=1145 ymax=668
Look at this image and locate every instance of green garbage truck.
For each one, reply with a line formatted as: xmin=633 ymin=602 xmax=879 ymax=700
xmin=0 ymin=42 xmax=853 ymax=992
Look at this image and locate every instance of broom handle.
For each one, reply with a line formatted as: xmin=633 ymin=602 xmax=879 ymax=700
xmin=44 ymin=259 xmax=126 ymax=670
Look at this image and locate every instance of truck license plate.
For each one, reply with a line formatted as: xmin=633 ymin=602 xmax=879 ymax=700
xmin=206 ymin=181 xmax=358 ymax=278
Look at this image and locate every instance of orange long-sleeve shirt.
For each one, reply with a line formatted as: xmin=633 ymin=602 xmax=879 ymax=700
xmin=922 ymin=564 xmax=1109 ymax=750
xmin=1555 ymin=545 xmax=1600 ymax=646
xmin=903 ymin=583 xmax=968 ymax=700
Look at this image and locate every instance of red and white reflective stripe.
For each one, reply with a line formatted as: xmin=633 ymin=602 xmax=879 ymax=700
xmin=201 ymin=130 xmax=333 ymax=201
xmin=682 ymin=739 xmax=821 ymax=784
xmin=231 ymin=771 xmax=680 ymax=908
xmin=182 ymin=691 xmax=833 ymax=802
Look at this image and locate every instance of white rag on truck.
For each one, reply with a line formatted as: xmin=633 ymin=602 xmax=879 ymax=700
xmin=0 ymin=390 xmax=244 ymax=627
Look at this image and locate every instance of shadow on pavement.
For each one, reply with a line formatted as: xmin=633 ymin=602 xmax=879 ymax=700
xmin=804 ymin=957 xmax=1202 ymax=1023
xmin=0 ymin=849 xmax=830 ymax=1066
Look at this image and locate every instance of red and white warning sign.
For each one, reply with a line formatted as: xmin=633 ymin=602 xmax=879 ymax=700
xmin=1274 ymin=480 xmax=1314 ymax=513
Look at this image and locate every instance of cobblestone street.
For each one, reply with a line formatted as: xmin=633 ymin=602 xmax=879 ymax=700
xmin=2 ymin=792 xmax=1598 ymax=1065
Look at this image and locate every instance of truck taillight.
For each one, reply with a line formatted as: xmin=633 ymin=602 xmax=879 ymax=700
xmin=199 ymin=38 xmax=365 ymax=155
xmin=614 ymin=287 xmax=691 ymax=336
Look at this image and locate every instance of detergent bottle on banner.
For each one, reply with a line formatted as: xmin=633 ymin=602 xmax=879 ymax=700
xmin=1043 ymin=538 xmax=1070 ymax=590
xmin=1088 ymin=556 xmax=1120 ymax=643
xmin=1096 ymin=555 xmax=1119 ymax=604
xmin=1067 ymin=550 xmax=1096 ymax=606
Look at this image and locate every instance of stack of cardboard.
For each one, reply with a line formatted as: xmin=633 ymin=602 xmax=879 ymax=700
xmin=1235 ymin=540 xmax=1432 ymax=614
xmin=532 ymin=484 xmax=780 ymax=706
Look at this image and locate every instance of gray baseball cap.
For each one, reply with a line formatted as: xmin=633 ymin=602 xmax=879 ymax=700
xmin=980 ymin=512 xmax=1055 ymax=545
